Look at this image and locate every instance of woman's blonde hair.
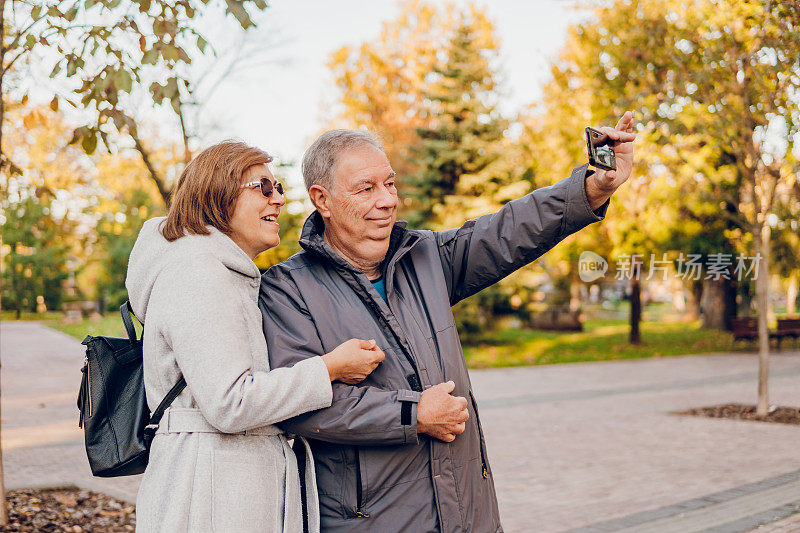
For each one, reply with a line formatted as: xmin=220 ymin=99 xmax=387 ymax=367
xmin=161 ymin=140 xmax=272 ymax=241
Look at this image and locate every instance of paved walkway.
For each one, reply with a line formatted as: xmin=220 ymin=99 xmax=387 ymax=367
xmin=1 ymin=321 xmax=141 ymax=503
xmin=3 ymin=320 xmax=800 ymax=532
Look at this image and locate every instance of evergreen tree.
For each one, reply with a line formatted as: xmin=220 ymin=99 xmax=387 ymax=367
xmin=327 ymin=0 xmax=454 ymax=184
xmin=407 ymin=13 xmax=509 ymax=228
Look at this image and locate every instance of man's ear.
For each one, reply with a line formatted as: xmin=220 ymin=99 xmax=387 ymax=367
xmin=308 ymin=184 xmax=332 ymax=218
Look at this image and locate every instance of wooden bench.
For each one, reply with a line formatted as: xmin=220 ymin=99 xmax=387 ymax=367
xmin=731 ymin=317 xmax=800 ymax=349
xmin=731 ymin=317 xmax=758 ymax=345
xmin=776 ymin=318 xmax=800 ymax=348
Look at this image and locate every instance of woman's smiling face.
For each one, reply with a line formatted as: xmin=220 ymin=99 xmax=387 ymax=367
xmin=228 ymin=163 xmax=286 ymax=259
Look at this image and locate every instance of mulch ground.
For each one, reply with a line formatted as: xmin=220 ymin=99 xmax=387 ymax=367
xmin=0 ymin=488 xmax=135 ymax=532
xmin=676 ymin=403 xmax=800 ymax=425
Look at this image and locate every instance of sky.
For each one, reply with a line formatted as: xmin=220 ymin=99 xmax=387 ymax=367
xmin=198 ymin=0 xmax=590 ymax=186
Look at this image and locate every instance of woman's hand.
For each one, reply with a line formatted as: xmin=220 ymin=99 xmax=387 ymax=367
xmin=322 ymin=339 xmax=385 ymax=384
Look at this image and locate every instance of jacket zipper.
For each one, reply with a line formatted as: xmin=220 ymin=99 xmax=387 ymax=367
xmin=354 ymin=446 xmax=369 ymax=518
xmin=469 ymin=392 xmax=488 ymax=479
xmin=348 ymin=271 xmax=424 ymax=389
xmin=78 ymin=362 xmax=87 ymax=428
xmin=85 ymin=352 xmax=93 ymax=412
xmin=79 ymin=337 xmax=95 ymax=425
xmin=78 ymin=354 xmax=93 ymax=428
xmin=86 ymin=355 xmax=93 ymax=417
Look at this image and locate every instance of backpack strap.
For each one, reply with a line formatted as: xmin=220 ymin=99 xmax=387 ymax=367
xmin=120 ymin=301 xmax=139 ymax=344
xmin=124 ymin=298 xmax=187 ymax=444
xmin=143 ymin=377 xmax=187 ymax=445
xmin=150 ymin=377 xmax=187 ymax=425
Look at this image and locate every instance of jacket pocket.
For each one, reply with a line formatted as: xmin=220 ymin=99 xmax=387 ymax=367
xmin=211 ymin=448 xmax=281 ymax=532
xmin=468 ymin=391 xmax=489 ymax=479
xmin=353 ymin=446 xmax=370 ymax=518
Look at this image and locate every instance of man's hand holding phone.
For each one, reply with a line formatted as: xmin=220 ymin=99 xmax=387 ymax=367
xmin=585 ymin=111 xmax=637 ymax=211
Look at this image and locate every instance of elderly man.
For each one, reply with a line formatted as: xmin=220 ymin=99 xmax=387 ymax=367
xmin=259 ymin=112 xmax=636 ymax=532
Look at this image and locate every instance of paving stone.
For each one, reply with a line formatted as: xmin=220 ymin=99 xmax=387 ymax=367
xmin=469 ymin=351 xmax=800 ymax=532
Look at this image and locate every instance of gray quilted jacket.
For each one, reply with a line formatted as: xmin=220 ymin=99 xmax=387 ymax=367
xmin=259 ymin=164 xmax=607 ymax=532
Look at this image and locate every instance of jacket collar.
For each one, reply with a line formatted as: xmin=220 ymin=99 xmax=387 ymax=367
xmin=298 ymin=210 xmax=419 ymax=273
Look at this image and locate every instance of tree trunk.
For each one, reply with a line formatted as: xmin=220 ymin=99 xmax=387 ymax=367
xmin=723 ymin=276 xmax=737 ymax=331
xmin=684 ymin=279 xmax=703 ymax=321
xmin=670 ymin=276 xmax=686 ymax=314
xmin=0 ymin=0 xmax=11 ymax=520
xmin=788 ymin=271 xmax=798 ymax=316
xmin=629 ymin=263 xmax=641 ymax=344
xmin=739 ymin=279 xmax=753 ymax=316
xmin=701 ymin=278 xmax=727 ymax=329
xmin=0 ymin=353 xmax=5 ymax=526
xmin=754 ymin=220 xmax=771 ymax=417
xmin=0 ymin=232 xmax=7 ymax=526
xmin=569 ymin=277 xmax=581 ymax=312
xmin=768 ymin=274 xmax=778 ymax=325
xmin=0 ymin=0 xmax=5 ymax=173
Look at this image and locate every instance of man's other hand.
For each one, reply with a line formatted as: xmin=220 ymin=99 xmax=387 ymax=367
xmin=416 ymin=381 xmax=470 ymax=442
xmin=586 ymin=110 xmax=637 ymax=210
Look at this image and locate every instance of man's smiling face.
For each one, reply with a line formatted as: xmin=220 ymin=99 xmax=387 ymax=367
xmin=320 ymin=144 xmax=399 ymax=270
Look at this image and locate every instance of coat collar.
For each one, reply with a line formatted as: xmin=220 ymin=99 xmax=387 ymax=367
xmin=298 ymin=210 xmax=419 ymax=273
xmin=195 ymin=223 xmax=261 ymax=280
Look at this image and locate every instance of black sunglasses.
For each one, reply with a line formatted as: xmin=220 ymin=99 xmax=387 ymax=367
xmin=242 ymin=177 xmax=284 ymax=198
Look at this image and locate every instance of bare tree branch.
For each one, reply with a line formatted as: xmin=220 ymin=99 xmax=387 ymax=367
xmin=176 ymin=97 xmax=191 ymax=166
xmin=128 ymin=119 xmax=171 ymax=207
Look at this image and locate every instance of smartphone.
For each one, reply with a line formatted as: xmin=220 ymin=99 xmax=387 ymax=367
xmin=586 ymin=127 xmax=617 ymax=171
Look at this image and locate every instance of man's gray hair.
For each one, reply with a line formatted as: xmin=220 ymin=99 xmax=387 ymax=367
xmin=302 ymin=129 xmax=384 ymax=192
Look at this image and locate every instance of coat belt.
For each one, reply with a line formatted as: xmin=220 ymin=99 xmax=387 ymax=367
xmin=156 ymin=408 xmax=284 ymax=437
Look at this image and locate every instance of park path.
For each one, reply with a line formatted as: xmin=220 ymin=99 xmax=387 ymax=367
xmin=3 ymin=320 xmax=800 ymax=532
xmin=1 ymin=320 xmax=142 ymax=503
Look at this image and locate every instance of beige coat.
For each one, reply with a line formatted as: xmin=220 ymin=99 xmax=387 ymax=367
xmin=126 ymin=218 xmax=333 ymax=533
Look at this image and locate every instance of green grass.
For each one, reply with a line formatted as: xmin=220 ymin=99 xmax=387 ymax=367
xmin=1 ymin=310 xmax=61 ymax=321
xmin=2 ymin=308 xmax=142 ymax=339
xmin=462 ymin=318 xmax=734 ymax=368
xmin=47 ymin=314 xmax=142 ymax=341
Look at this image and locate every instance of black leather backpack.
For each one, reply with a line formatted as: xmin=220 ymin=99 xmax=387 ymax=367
xmin=77 ymin=301 xmax=185 ymax=477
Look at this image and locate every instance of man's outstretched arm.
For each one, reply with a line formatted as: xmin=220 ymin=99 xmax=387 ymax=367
xmin=437 ymin=111 xmax=636 ymax=305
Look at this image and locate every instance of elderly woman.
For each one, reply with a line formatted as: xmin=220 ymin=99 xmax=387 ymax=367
xmin=126 ymin=141 xmax=384 ymax=532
